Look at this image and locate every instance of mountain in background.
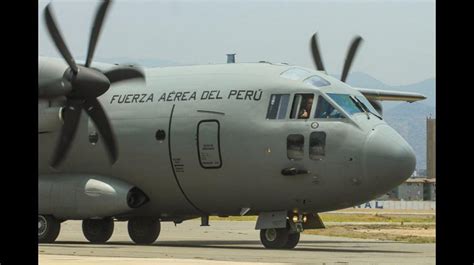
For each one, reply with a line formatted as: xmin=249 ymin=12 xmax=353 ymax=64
xmin=95 ymin=57 xmax=435 ymax=171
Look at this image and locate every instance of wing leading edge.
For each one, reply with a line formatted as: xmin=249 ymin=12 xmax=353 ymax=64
xmin=355 ymin=88 xmax=426 ymax=102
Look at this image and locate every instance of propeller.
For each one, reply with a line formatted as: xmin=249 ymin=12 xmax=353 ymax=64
xmin=341 ymin=36 xmax=363 ymax=83
xmin=42 ymin=0 xmax=145 ymax=168
xmin=310 ymin=33 xmax=325 ymax=71
xmin=309 ymin=33 xmax=363 ymax=82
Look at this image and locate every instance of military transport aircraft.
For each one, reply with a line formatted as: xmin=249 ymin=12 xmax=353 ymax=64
xmin=38 ymin=0 xmax=426 ymax=249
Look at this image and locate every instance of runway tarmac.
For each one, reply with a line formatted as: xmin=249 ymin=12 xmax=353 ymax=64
xmin=39 ymin=220 xmax=435 ymax=264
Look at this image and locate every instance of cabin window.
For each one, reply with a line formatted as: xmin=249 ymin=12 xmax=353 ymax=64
xmin=304 ymin=75 xmax=330 ymax=87
xmin=266 ymin=94 xmax=290 ymax=119
xmin=314 ymin=96 xmax=344 ymax=119
xmin=290 ymin=94 xmax=314 ymax=119
xmin=287 ymin=134 xmax=304 ymax=160
xmin=310 ymin=132 xmax=326 ymax=160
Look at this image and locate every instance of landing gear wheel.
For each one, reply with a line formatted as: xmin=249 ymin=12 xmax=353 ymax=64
xmin=82 ymin=218 xmax=114 ymax=243
xmin=283 ymin=232 xmax=300 ymax=249
xmin=128 ymin=218 xmax=160 ymax=245
xmin=260 ymin=228 xmax=290 ymax=249
xmin=39 ymin=215 xmax=60 ymax=243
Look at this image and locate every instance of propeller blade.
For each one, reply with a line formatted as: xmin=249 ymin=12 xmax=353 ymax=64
xmin=44 ymin=4 xmax=78 ymax=74
xmin=50 ymin=100 xmax=83 ymax=168
xmin=85 ymin=0 xmax=111 ymax=67
xmin=341 ymin=36 xmax=363 ymax=83
xmin=38 ymin=78 xmax=72 ymax=98
xmin=310 ymin=33 xmax=325 ymax=71
xmin=103 ymin=67 xmax=145 ymax=84
xmin=83 ymin=98 xmax=118 ymax=164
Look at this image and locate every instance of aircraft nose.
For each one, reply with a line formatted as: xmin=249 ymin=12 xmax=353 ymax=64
xmin=364 ymin=125 xmax=416 ymax=190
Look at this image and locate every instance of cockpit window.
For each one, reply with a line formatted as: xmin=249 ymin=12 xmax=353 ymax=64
xmin=325 ymin=93 xmax=383 ymax=119
xmin=314 ymin=96 xmax=344 ymax=119
xmin=266 ymin=94 xmax=290 ymax=119
xmin=280 ymin=68 xmax=311 ymax=81
xmin=327 ymin=93 xmax=364 ymax=115
xmin=290 ymin=94 xmax=314 ymax=119
xmin=304 ymin=75 xmax=330 ymax=87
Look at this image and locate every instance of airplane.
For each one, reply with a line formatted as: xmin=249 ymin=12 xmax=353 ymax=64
xmin=38 ymin=0 xmax=426 ymax=249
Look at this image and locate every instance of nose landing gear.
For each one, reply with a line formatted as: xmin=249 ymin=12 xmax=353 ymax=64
xmin=257 ymin=212 xmax=321 ymax=249
xmin=260 ymin=226 xmax=301 ymax=249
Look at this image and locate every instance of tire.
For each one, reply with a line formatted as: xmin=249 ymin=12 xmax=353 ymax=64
xmin=39 ymin=215 xmax=60 ymax=243
xmin=260 ymin=228 xmax=289 ymax=249
xmin=283 ymin=232 xmax=300 ymax=249
xmin=82 ymin=218 xmax=114 ymax=243
xmin=128 ymin=218 xmax=160 ymax=245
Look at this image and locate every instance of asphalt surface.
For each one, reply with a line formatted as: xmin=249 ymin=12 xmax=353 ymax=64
xmin=39 ymin=220 xmax=435 ymax=264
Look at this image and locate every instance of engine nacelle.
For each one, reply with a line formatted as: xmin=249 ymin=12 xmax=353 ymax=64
xmin=39 ymin=174 xmax=149 ymax=220
xmin=368 ymin=99 xmax=383 ymax=116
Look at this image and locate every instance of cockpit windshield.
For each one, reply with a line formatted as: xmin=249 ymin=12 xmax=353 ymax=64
xmin=327 ymin=93 xmax=364 ymax=115
xmin=314 ymin=96 xmax=344 ymax=119
xmin=326 ymin=93 xmax=382 ymax=119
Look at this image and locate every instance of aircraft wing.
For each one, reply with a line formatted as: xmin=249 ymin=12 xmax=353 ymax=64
xmin=354 ymin=88 xmax=426 ymax=102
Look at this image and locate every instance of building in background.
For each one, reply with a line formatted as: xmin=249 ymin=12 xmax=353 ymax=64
xmin=227 ymin=54 xmax=236 ymax=64
xmin=423 ymin=178 xmax=436 ymax=201
xmin=378 ymin=178 xmax=436 ymax=201
xmin=397 ymin=178 xmax=424 ymax=201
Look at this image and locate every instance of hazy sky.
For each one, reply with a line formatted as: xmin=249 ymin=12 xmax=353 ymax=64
xmin=39 ymin=0 xmax=435 ymax=85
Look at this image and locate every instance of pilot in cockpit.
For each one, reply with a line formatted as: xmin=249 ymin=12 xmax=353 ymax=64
xmin=298 ymin=96 xmax=314 ymax=119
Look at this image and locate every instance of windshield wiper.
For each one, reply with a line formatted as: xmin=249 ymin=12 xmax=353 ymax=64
xmin=355 ymin=97 xmax=382 ymax=120
xmin=350 ymin=96 xmax=370 ymax=120
xmin=370 ymin=110 xmax=383 ymax=120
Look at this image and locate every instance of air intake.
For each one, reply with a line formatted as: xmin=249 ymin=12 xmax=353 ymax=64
xmin=127 ymin=187 xmax=149 ymax=208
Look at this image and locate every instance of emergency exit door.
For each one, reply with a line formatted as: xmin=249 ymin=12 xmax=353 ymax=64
xmin=197 ymin=120 xmax=222 ymax=169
